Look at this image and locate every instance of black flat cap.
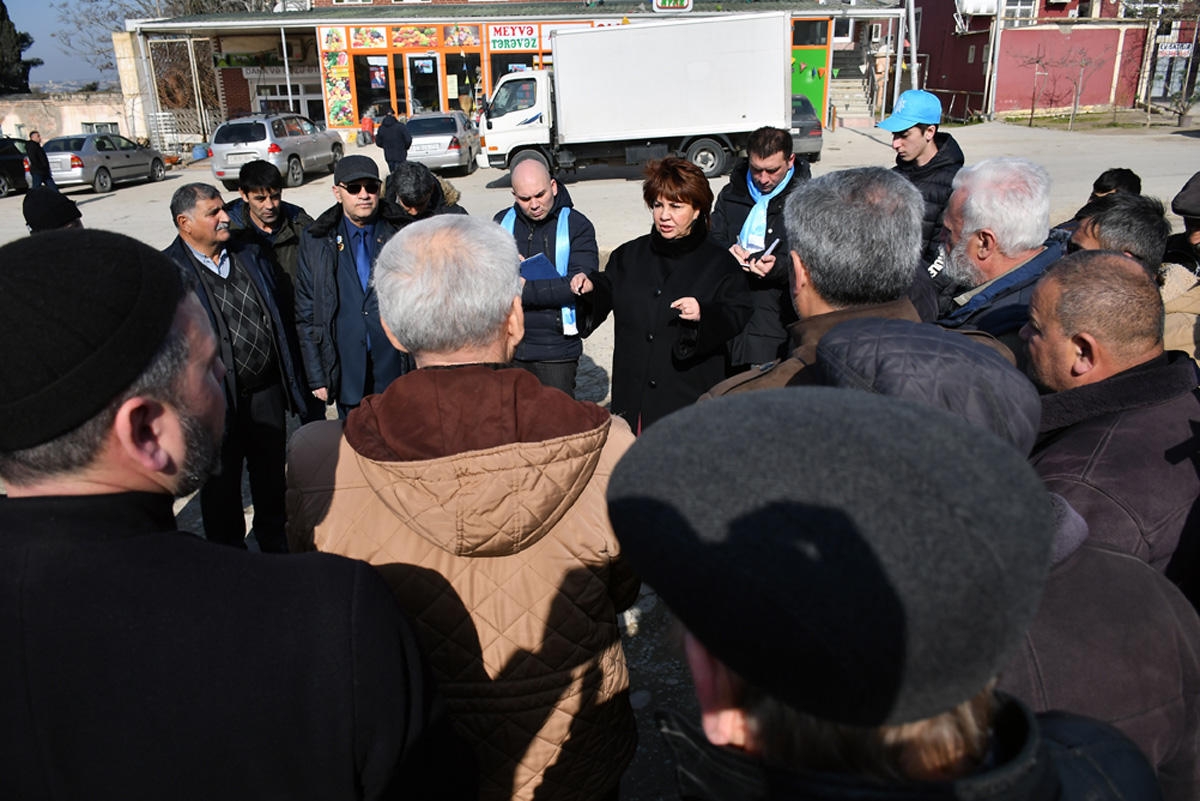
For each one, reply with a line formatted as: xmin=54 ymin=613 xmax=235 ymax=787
xmin=1173 ymin=171 xmax=1200 ymax=219
xmin=606 ymin=388 xmax=1054 ymax=727
xmin=0 ymin=229 xmax=184 ymax=450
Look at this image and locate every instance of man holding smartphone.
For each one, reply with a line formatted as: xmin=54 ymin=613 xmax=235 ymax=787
xmin=710 ymin=126 xmax=811 ymax=369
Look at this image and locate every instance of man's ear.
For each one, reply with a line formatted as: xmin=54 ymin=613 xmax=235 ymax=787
xmin=790 ymin=250 xmax=812 ymax=316
xmin=1070 ymin=332 xmax=1100 ymax=377
xmin=974 ymin=229 xmax=997 ymax=261
xmin=111 ymin=396 xmax=173 ymax=475
xmin=504 ymin=295 xmax=525 ymax=360
xmin=683 ymin=631 xmax=751 ymax=749
xmin=380 ymin=317 xmax=409 ymax=353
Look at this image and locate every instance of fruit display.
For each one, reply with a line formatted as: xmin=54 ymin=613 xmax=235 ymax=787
xmin=392 ymin=27 xmax=439 ymax=48
xmin=443 ymin=25 xmax=481 ymax=46
xmin=351 ymin=27 xmax=386 ymax=49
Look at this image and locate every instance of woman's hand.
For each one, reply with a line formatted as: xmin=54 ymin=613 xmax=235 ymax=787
xmin=670 ymin=296 xmax=701 ymax=321
xmin=571 ymin=273 xmax=593 ymax=296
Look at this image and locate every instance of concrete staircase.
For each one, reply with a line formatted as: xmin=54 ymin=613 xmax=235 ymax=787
xmin=827 ymin=49 xmax=877 ymax=129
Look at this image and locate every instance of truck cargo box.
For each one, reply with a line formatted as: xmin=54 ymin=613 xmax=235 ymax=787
xmin=549 ymin=13 xmax=792 ymax=146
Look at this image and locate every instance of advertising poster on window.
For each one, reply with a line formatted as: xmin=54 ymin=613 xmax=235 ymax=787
xmin=393 ymin=26 xmax=439 ymax=48
xmin=351 ymin=27 xmax=387 ymax=49
xmin=320 ymin=27 xmax=346 ymax=51
xmin=443 ymin=25 xmax=481 ymax=46
xmin=319 ymin=28 xmax=354 ymax=128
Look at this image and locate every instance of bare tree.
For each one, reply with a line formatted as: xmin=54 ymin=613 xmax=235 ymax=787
xmin=50 ymin=0 xmax=274 ymax=76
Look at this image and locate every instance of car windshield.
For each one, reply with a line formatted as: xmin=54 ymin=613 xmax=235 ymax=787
xmin=213 ymin=122 xmax=267 ymax=145
xmin=792 ymin=96 xmax=817 ymax=119
xmin=44 ymin=137 xmax=86 ymax=153
xmin=408 ymin=117 xmax=456 ymax=136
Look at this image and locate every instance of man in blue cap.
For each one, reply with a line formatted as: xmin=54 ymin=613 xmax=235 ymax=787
xmin=878 ymin=89 xmax=964 ymax=269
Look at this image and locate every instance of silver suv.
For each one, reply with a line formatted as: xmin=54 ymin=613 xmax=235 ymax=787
xmin=210 ymin=113 xmax=344 ymax=190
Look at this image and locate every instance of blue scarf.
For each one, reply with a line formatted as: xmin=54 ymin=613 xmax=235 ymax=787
xmin=737 ymin=165 xmax=794 ymax=252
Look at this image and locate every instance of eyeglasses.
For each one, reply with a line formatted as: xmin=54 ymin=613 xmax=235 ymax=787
xmin=340 ymin=180 xmax=381 ymax=196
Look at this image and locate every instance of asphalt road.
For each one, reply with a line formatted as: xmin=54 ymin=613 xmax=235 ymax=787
xmin=5 ymin=120 xmax=1196 ymax=799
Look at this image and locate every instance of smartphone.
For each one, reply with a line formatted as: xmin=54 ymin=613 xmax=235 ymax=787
xmin=747 ymin=238 xmax=780 ymax=263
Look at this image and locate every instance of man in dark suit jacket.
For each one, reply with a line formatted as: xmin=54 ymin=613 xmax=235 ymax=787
xmin=0 ymin=229 xmax=474 ymax=800
xmin=163 ymin=182 xmax=307 ymax=551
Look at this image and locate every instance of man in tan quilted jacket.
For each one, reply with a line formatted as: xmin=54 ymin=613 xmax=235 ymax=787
xmin=286 ymin=214 xmax=639 ymax=801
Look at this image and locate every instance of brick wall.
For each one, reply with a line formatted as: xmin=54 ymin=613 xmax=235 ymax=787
xmin=220 ymin=68 xmax=253 ymax=118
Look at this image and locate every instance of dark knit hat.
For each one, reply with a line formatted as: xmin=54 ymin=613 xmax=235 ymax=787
xmin=1172 ymin=171 xmax=1200 ymax=220
xmin=606 ymin=388 xmax=1055 ymax=727
xmin=814 ymin=318 xmax=1042 ymax=455
xmin=0 ymin=229 xmax=185 ymax=450
xmin=23 ymin=187 xmax=81 ymax=232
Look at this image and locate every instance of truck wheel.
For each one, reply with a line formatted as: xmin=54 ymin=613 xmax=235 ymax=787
xmin=685 ymin=138 xmax=727 ymax=178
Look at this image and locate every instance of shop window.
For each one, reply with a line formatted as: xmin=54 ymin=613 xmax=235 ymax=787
xmin=793 ymin=20 xmax=829 ymax=47
xmin=446 ymin=53 xmax=482 ymax=113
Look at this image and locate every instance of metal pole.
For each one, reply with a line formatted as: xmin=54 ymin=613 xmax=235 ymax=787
xmin=907 ymin=0 xmax=919 ymax=89
xmin=187 ymin=38 xmax=208 ymax=139
xmin=280 ymin=27 xmax=295 ymax=112
xmin=894 ymin=12 xmax=907 ymax=108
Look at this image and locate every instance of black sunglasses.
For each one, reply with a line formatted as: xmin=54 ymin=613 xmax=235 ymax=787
xmin=340 ymin=180 xmax=381 ymax=196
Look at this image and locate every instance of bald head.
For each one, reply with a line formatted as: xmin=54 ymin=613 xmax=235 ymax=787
xmin=511 ymin=158 xmax=557 ymax=222
xmin=1023 ymin=250 xmax=1164 ymax=391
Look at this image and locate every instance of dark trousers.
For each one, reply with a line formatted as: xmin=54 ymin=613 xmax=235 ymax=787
xmin=30 ymin=172 xmax=56 ymax=191
xmin=200 ymin=381 xmax=288 ymax=553
xmin=513 ymin=358 xmax=578 ymax=398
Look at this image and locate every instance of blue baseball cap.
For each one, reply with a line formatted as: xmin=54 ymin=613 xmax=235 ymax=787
xmin=877 ymin=90 xmax=943 ymax=132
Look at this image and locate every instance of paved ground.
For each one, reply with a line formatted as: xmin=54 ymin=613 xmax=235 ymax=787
xmin=4 ymin=120 xmax=1197 ymax=798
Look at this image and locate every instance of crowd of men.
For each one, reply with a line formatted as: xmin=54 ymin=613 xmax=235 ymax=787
xmin=4 ymin=95 xmax=1200 ymax=800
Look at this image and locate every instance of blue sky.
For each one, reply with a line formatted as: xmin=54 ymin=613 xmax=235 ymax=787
xmin=8 ymin=0 xmax=103 ymax=83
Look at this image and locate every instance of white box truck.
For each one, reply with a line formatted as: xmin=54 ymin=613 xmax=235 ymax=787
xmin=477 ymin=13 xmax=797 ymax=177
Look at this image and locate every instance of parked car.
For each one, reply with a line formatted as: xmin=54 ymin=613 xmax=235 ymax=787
xmin=210 ymin=113 xmax=344 ymax=191
xmin=42 ymin=133 xmax=167 ymax=193
xmin=791 ymin=95 xmax=824 ymax=163
xmin=406 ymin=111 xmax=480 ymax=175
xmin=0 ymin=136 xmax=29 ymax=197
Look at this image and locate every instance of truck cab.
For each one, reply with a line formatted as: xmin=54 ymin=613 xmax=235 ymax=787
xmin=477 ymin=70 xmax=553 ymax=170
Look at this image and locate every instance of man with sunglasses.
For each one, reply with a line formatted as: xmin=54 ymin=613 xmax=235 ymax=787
xmin=297 ymin=155 xmax=413 ymax=416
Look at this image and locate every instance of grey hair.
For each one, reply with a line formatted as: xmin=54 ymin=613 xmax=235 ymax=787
xmin=375 ymin=216 xmax=522 ymax=355
xmin=952 ymin=158 xmax=1050 ymax=256
xmin=783 ymin=167 xmax=922 ymax=307
xmin=170 ymin=182 xmax=223 ymax=225
xmin=1076 ymin=193 xmax=1172 ymax=277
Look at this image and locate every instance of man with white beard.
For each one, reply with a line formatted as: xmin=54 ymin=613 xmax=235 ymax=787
xmin=935 ymin=158 xmax=1067 ymax=356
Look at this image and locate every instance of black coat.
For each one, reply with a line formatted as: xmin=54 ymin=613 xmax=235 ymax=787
xmin=1031 ymin=352 xmax=1200 ymax=579
xmin=493 ymin=183 xmax=598 ymax=362
xmin=225 ymin=197 xmax=315 ymax=282
xmin=655 ymin=698 xmax=1161 ymax=801
xmin=294 ymin=201 xmax=412 ymax=405
xmin=0 ymin=491 xmax=475 ymax=800
xmin=163 ymin=235 xmax=308 ymax=414
xmin=580 ymin=223 xmax=752 ymax=430
xmin=375 ymin=116 xmax=412 ymax=165
xmin=26 ymin=138 xmax=49 ymax=176
xmin=893 ymin=132 xmax=964 ymax=264
xmin=709 ymin=160 xmax=808 ymax=366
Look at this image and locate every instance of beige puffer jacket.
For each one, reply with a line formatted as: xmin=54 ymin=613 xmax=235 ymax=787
xmin=286 ymin=366 xmax=639 ymax=801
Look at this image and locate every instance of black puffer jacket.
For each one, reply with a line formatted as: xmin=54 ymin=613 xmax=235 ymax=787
xmin=375 ymin=115 xmax=412 ymax=165
xmin=709 ymin=160 xmax=810 ymax=367
xmin=893 ymin=132 xmax=964 ymax=264
xmin=493 ymin=183 xmax=598 ymax=363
